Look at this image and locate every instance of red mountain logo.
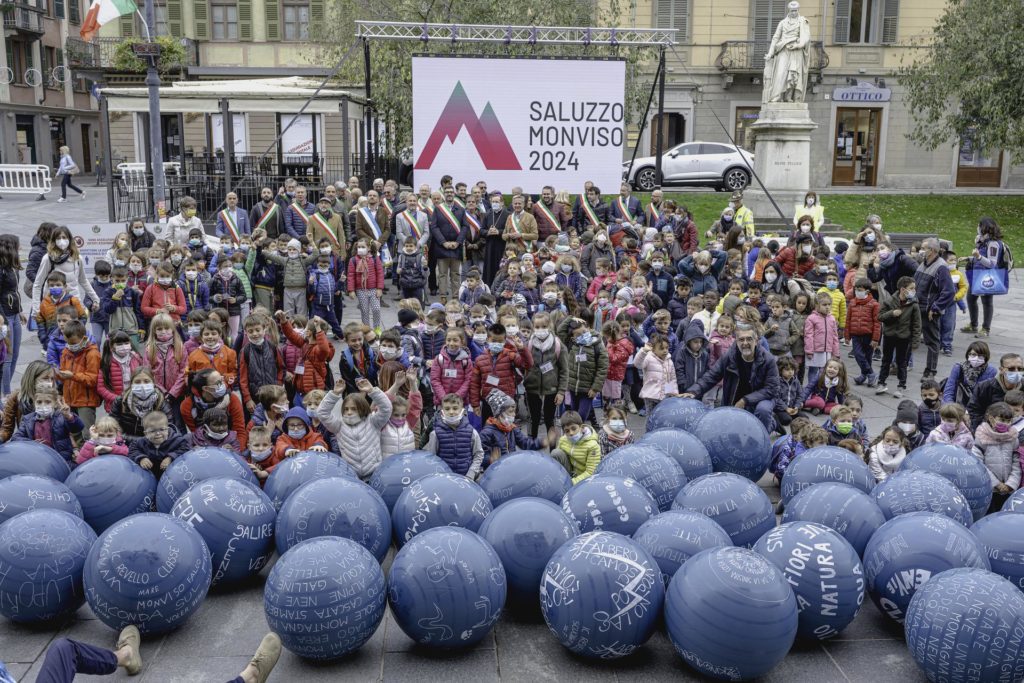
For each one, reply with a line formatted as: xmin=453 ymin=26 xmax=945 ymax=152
xmin=415 ymin=82 xmax=521 ymax=170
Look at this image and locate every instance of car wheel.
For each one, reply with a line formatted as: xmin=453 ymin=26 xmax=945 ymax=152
xmin=635 ymin=167 xmax=657 ymax=192
xmin=724 ymin=168 xmax=751 ymax=191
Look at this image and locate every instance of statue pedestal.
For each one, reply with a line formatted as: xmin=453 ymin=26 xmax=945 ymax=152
xmin=742 ymin=102 xmax=818 ymax=223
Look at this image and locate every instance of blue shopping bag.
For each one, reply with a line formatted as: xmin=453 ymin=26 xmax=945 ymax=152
xmin=969 ymin=267 xmax=1009 ymax=296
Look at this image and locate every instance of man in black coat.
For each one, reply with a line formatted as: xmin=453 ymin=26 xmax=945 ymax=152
xmin=968 ymin=353 xmax=1024 ymax=429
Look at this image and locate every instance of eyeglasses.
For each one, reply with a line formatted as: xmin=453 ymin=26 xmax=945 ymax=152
xmin=144 ymin=429 xmax=168 ymax=437
xmin=1004 ymin=366 xmax=1024 ymax=372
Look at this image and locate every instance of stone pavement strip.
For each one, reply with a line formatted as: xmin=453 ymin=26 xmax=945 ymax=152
xmin=1 ymin=188 xmax=1020 ymax=681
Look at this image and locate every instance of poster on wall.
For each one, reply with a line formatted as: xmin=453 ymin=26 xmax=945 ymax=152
xmin=280 ymin=114 xmax=317 ymax=160
xmin=412 ymin=56 xmax=626 ymax=193
xmin=68 ymin=223 xmax=221 ymax=277
xmin=210 ymin=114 xmax=247 ymax=155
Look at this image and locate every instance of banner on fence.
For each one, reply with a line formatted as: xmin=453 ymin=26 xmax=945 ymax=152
xmin=412 ymin=56 xmax=626 ymax=193
xmin=67 ymin=223 xmax=220 ymax=276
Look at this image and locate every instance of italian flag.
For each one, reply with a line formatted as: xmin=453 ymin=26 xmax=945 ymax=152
xmin=80 ymin=0 xmax=137 ymax=42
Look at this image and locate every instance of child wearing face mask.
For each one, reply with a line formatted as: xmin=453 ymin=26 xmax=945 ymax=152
xmin=141 ymin=263 xmax=186 ymax=327
xmin=209 ymin=255 xmax=247 ymax=341
xmin=973 ymin=402 xmax=1021 ymax=511
xmin=925 ymin=402 xmax=975 ymax=452
xmin=76 ymin=417 xmax=129 ymax=464
xmin=179 ymin=259 xmax=211 ymax=316
xmin=431 ymin=327 xmax=473 ymax=409
xmin=260 ymin=236 xmax=317 ymax=318
xmin=13 ymin=390 xmax=83 ymax=465
xmin=307 ymin=254 xmax=344 ymax=339
xmin=816 ymin=271 xmax=846 ymax=343
xmin=469 ymin=323 xmax=532 ymax=421
xmin=551 ymin=410 xmax=601 ymax=483
xmin=875 ymin=277 xmax=922 ymax=399
xmin=190 ymin=408 xmax=241 ymax=451
xmin=554 ymin=255 xmax=586 ymax=303
xmin=633 ymin=333 xmax=677 ymax=415
xmin=375 ymin=330 xmax=411 ymax=370
xmin=867 ymin=425 xmax=909 ymax=483
xmin=397 ymin=236 xmax=429 ymax=304
xmin=317 ymin=377 xmax=393 ymax=479
xmin=479 ymin=389 xmax=545 ymax=467
xmin=269 ymin=407 xmax=328 ymax=468
xmin=596 ymin=405 xmax=634 ymax=457
xmin=238 ymin=317 xmax=284 ymax=416
xmin=97 ymin=331 xmax=144 ymax=413
xmin=645 ymin=250 xmax=674 ymax=303
xmin=381 ymin=381 xmax=421 ymax=457
xmin=804 ymin=292 xmax=840 ymax=389
xmin=276 ymin=311 xmax=332 ymax=402
xmin=129 ymin=410 xmax=190 ymax=475
xmin=182 ymin=309 xmax=208 ymax=356
xmin=822 ymin=405 xmax=857 ymax=446
xmin=425 ymin=392 xmax=485 ymax=479
xmin=57 ymin=320 xmax=101 ymax=433
xmin=555 ymin=318 xmax=609 ymax=423
xmin=38 ymin=272 xmax=88 ymax=351
xmin=89 ymin=260 xmax=113 ymax=349
xmin=894 ymin=399 xmax=926 ymax=450
xmin=242 ymin=425 xmax=274 ymax=483
xmin=346 ymin=239 xmax=385 ymax=333
xmin=187 ymin=320 xmax=238 ymax=388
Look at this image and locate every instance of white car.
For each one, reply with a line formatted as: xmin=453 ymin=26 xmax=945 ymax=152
xmin=624 ymin=141 xmax=754 ymax=192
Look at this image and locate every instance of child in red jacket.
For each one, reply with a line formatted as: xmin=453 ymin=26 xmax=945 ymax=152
xmin=276 ymin=311 xmax=332 ymax=401
xmin=845 ymin=277 xmax=881 ymax=387
xmin=469 ymin=323 xmax=532 ymax=420
xmin=601 ymin=321 xmax=634 ymax=409
xmin=347 ymin=239 xmax=385 ymax=333
xmin=76 ymin=417 xmax=130 ymax=464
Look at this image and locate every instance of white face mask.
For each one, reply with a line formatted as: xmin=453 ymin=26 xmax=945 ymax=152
xmin=765 ymin=273 xmax=777 ymax=284
xmin=113 ymin=344 xmax=131 ymax=357
xmin=802 ymin=245 xmax=813 ymax=255
xmin=506 ymin=326 xmax=520 ymax=337
xmin=35 ymin=405 xmax=54 ymax=418
xmin=534 ymin=329 xmax=550 ymax=340
xmin=56 ymin=238 xmax=70 ymax=250
xmin=898 ymin=422 xmax=916 ymax=435
xmin=343 ymin=414 xmax=362 ymax=426
xmin=357 ymin=247 xmax=368 ymax=256
xmin=96 ymin=436 xmax=117 ymax=446
xmin=320 ymin=247 xmax=332 ymax=255
xmin=443 ymin=411 xmax=464 ymax=425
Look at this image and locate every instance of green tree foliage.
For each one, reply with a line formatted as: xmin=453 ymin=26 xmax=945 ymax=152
xmin=311 ymin=0 xmax=657 ymax=158
xmin=112 ymin=36 xmax=188 ymax=75
xmin=898 ymin=0 xmax=1024 ymax=162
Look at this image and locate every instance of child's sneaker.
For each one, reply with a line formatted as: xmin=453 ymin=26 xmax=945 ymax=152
xmin=626 ymin=400 xmax=637 ymax=414
xmin=865 ymin=374 xmax=877 ymax=388
xmin=893 ymin=386 xmax=905 ymax=399
xmin=976 ymin=329 xmax=990 ymax=338
xmin=854 ymin=374 xmax=866 ymax=386
xmin=875 ymin=383 xmax=888 ymax=395
xmin=638 ymin=407 xmax=646 ymax=417
xmin=961 ymin=324 xmax=977 ymax=333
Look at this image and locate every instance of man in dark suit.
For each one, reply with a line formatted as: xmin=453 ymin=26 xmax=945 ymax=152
xmin=573 ymin=184 xmax=610 ymax=233
xmin=483 ymin=190 xmax=509 ymax=285
xmin=430 ymin=186 xmax=465 ymax=301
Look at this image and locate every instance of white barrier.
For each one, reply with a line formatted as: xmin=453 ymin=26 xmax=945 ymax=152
xmin=0 ymin=164 xmax=51 ymax=196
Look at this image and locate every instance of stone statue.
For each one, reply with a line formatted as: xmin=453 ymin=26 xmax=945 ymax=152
xmin=764 ymin=1 xmax=811 ymax=103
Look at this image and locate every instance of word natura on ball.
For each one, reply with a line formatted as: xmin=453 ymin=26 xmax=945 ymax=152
xmin=541 ymin=531 xmax=664 ymax=658
xmin=870 ymin=469 xmax=973 ymax=526
xmin=84 ymin=512 xmax=212 ymax=635
xmin=596 ymin=445 xmax=687 ymax=512
xmin=672 ymin=472 xmax=774 ymax=548
xmin=0 ymin=474 xmax=82 ymax=524
xmin=171 ymin=477 xmax=276 ymax=586
xmin=780 ymin=446 xmax=874 ymax=504
xmin=905 ymin=568 xmax=1024 ymax=683
xmin=367 ymin=450 xmax=451 ymax=512
xmin=156 ymin=447 xmax=257 ymax=513
xmin=264 ymin=536 xmax=386 ymax=660
xmin=262 ymin=451 xmax=356 ymax=511
xmin=63 ymin=456 xmax=156 ymax=533
xmin=0 ymin=509 xmax=97 ymax=623
xmin=863 ymin=512 xmax=989 ymax=624
xmin=899 ymin=443 xmax=992 ymax=521
xmin=477 ymin=450 xmax=572 ymax=508
xmin=665 ymin=546 xmax=798 ymax=680
xmin=782 ymin=482 xmax=885 ymax=556
xmin=632 ymin=510 xmax=732 ymax=585
xmin=970 ymin=511 xmax=1024 ymax=591
xmin=638 ymin=428 xmax=713 ymax=482
xmin=478 ymin=497 xmax=578 ymax=600
xmin=753 ymin=521 xmax=865 ymax=640
xmin=560 ymin=474 xmax=656 ymax=536
xmin=391 ymin=472 xmax=492 ymax=547
xmin=388 ymin=527 xmax=505 ymax=648
xmin=693 ymin=407 xmax=771 ymax=481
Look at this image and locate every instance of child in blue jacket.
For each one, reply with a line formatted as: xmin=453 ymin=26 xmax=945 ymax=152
xmin=88 ymin=260 xmax=113 ymax=348
xmin=307 ymin=253 xmax=343 ymax=338
xmin=478 ymin=390 xmax=544 ymax=467
xmin=13 ymin=390 xmax=83 ymax=465
xmin=179 ymin=259 xmax=211 ymax=315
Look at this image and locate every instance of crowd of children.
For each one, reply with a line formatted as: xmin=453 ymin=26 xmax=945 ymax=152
xmin=2 ymin=186 xmax=1018 ymax=512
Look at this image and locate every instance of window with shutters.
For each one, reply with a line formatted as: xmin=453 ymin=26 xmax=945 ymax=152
xmin=834 ymin=0 xmax=898 ymax=44
xmin=68 ymin=0 xmax=79 ymax=23
xmin=282 ymin=0 xmax=308 ymax=41
xmin=752 ymin=0 xmax=787 ymax=44
xmin=54 ymin=0 xmax=64 ymax=19
xmin=194 ymin=0 xmax=209 ymax=39
xmin=264 ymin=0 xmax=279 ymax=40
xmin=654 ymin=0 xmax=688 ymax=42
xmin=166 ymin=0 xmax=182 ymax=36
xmin=211 ymin=0 xmax=238 ymax=40
xmin=237 ymin=0 xmax=251 ymax=40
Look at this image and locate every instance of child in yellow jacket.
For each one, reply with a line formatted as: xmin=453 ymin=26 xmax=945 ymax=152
xmin=818 ymin=271 xmax=847 ymax=345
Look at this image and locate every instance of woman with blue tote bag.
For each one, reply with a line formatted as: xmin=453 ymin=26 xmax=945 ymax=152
xmin=963 ymin=216 xmax=1010 ymax=339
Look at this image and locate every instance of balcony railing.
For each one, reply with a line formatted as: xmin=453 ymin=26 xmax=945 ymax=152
xmin=715 ymin=40 xmax=829 ymax=74
xmin=2 ymin=1 xmax=45 ymax=35
xmin=64 ymin=36 xmax=199 ymax=71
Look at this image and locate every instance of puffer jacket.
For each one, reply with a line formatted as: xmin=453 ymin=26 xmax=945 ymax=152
xmin=346 ymin=255 xmax=385 ymax=292
xmin=281 ymin=322 xmax=332 ymax=394
xmin=24 ymin=235 xmax=47 ymax=294
xmin=844 ymin=295 xmax=881 ymax=341
xmin=262 ymin=250 xmax=318 ymax=288
xmin=868 ymin=443 xmax=906 ymax=482
xmin=316 ymin=387 xmax=392 ymax=479
xmin=803 ymin=310 xmax=839 ymax=356
xmin=145 ymin=344 xmax=188 ymax=399
xmin=128 ymin=425 xmax=191 ymax=465
xmin=209 ymin=273 xmax=247 ymax=317
xmin=635 ymin=346 xmax=677 ymax=401
xmin=60 ymin=342 xmax=101 ymax=408
xmin=556 ymin=426 xmax=602 ymax=484
xmin=469 ymin=342 xmax=532 ymax=409
xmin=270 ymin=407 xmax=327 ymax=469
xmin=427 ymin=412 xmax=484 ymax=476
xmin=973 ymin=423 xmax=1021 ymax=489
xmin=879 ymin=295 xmax=922 ymax=340
xmin=13 ymin=410 xmax=84 ymax=464
xmin=381 ymin=418 xmax=416 ymax=458
xmin=430 ymin=348 xmax=473 ymax=405
xmin=556 ymin=319 xmax=608 ymax=396
xmin=140 ymin=283 xmax=187 ymax=323
xmin=523 ymin=337 xmax=568 ymax=396
xmin=605 ymin=337 xmax=633 ymax=383
xmin=110 ymin=392 xmax=175 ymax=442
xmin=97 ymin=353 xmax=144 ymax=411
xmin=926 ymin=423 xmax=975 ymax=452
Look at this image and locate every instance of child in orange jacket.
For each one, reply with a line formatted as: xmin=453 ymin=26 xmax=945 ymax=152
xmin=57 ymin=320 xmax=101 ymax=433
xmin=186 ymin=319 xmax=238 ymax=387
xmin=267 ymin=407 xmax=328 ymax=472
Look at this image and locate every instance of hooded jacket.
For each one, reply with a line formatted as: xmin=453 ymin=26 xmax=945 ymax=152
xmin=973 ymin=423 xmax=1021 ymax=489
xmin=60 ymin=341 xmax=101 ymax=408
xmin=128 ymin=425 xmax=191 ymax=465
xmin=686 ymin=342 xmax=781 ymax=408
xmin=673 ymin=322 xmax=709 ymax=394
xmin=556 ymin=426 xmax=602 ymax=484
xmin=316 ymin=387 xmax=392 ymax=479
xmin=270 ymin=407 xmax=328 ymax=469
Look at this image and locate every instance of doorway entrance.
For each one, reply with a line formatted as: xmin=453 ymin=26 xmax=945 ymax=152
xmin=832 ymin=107 xmax=881 ymax=186
xmin=649 ymin=113 xmax=685 ymax=156
xmin=15 ymin=115 xmax=36 ymax=164
xmin=956 ymin=130 xmax=1002 ymax=187
xmin=81 ymin=124 xmax=93 ymax=173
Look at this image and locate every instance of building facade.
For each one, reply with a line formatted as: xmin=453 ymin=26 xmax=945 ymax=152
xmin=0 ymin=0 xmax=101 ymax=172
xmin=631 ymin=0 xmax=1024 ymax=189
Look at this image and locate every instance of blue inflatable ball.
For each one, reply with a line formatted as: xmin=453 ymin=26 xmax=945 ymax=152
xmin=478 ymin=498 xmax=578 ymax=600
xmin=276 ymin=477 xmax=391 ymax=561
xmin=905 ymin=568 xmax=1024 ymax=683
xmin=863 ymin=512 xmax=989 ymax=624
xmin=368 ymin=450 xmax=451 ymax=512
xmin=646 ymin=396 xmax=708 ymax=433
xmin=561 ymin=474 xmax=657 ymax=536
xmin=633 ymin=510 xmax=732 ymax=585
xmin=870 ymin=470 xmax=973 ymax=526
xmin=171 ymin=477 xmax=276 ymax=586
xmin=477 ymin=451 xmax=572 ymax=508
xmin=0 ymin=440 xmax=70 ymax=482
xmin=596 ymin=445 xmax=687 ymax=512
xmin=0 ymin=510 xmax=97 ymax=623
xmin=541 ymin=530 xmax=664 ymax=658
xmin=263 ymin=452 xmax=356 ymax=511
xmin=265 ymin=536 xmax=386 ymax=660
xmin=665 ymin=546 xmax=798 ymax=680
xmin=156 ymin=447 xmax=257 ymax=513
xmin=672 ymin=472 xmax=774 ymax=548
xmin=0 ymin=474 xmax=82 ymax=524
xmin=753 ymin=522 xmax=865 ymax=640
xmin=84 ymin=512 xmax=212 ymax=635
xmin=693 ymin=407 xmax=772 ymax=481
xmin=391 ymin=472 xmax=492 ymax=547
xmin=63 ymin=457 xmax=156 ymax=533
xmin=639 ymin=428 xmax=713 ymax=482
xmin=1002 ymin=488 xmax=1024 ymax=513
xmin=780 ymin=446 xmax=875 ymax=504
xmin=900 ymin=443 xmax=992 ymax=521
xmin=970 ymin=512 xmax=1024 ymax=591
xmin=388 ymin=526 xmax=505 ymax=648
xmin=783 ymin=482 xmax=885 ymax=557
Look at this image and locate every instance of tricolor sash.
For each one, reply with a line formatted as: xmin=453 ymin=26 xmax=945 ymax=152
xmin=581 ymin=199 xmax=600 ymax=228
xmin=507 ymin=212 xmax=534 ymax=252
xmin=465 ymin=212 xmax=481 ymax=240
xmin=255 ymin=202 xmax=279 ymax=231
xmin=382 ymin=197 xmax=394 ymax=218
xmin=310 ymin=212 xmax=343 ymax=251
xmin=647 ymin=202 xmax=661 ymax=223
xmin=359 ymin=206 xmax=383 ymax=240
xmin=421 ymin=199 xmax=435 ymax=216
xmin=453 ymin=196 xmax=466 ymax=209
xmin=616 ymin=196 xmax=635 ymax=224
xmin=290 ymin=202 xmax=311 ymax=226
xmin=535 ymin=200 xmax=559 ymax=232
xmin=220 ymin=209 xmax=240 ymax=244
xmin=401 ymin=209 xmax=422 ymax=241
xmin=437 ymin=203 xmax=461 ymax=234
